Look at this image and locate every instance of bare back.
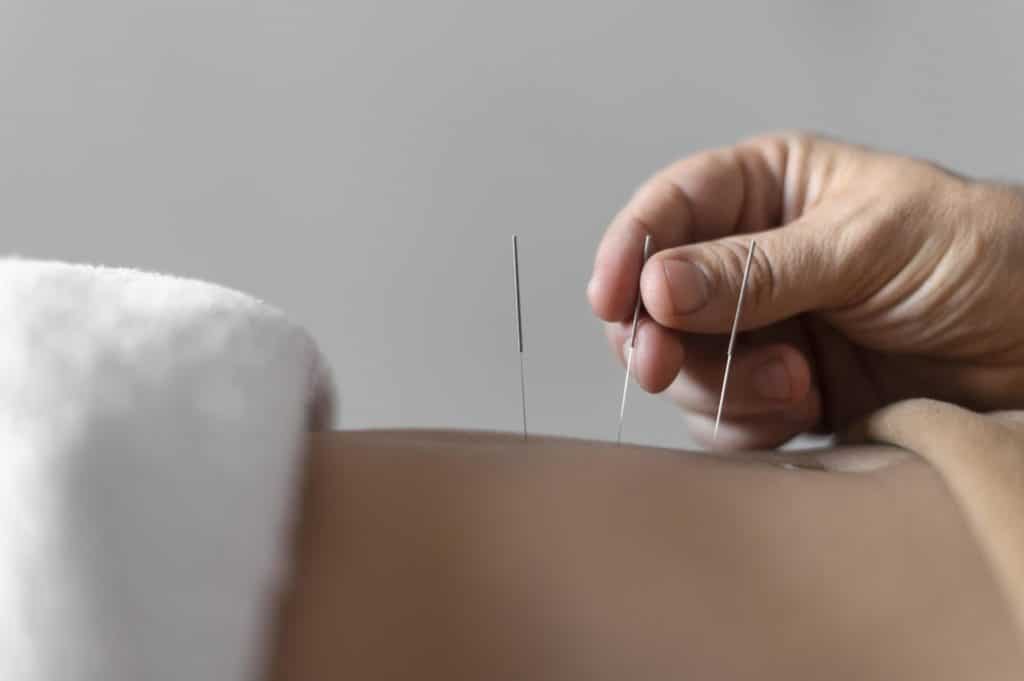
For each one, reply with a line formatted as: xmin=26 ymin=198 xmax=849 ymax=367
xmin=271 ymin=431 xmax=1024 ymax=680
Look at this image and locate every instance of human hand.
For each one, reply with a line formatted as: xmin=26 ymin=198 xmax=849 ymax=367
xmin=588 ymin=132 xmax=1024 ymax=448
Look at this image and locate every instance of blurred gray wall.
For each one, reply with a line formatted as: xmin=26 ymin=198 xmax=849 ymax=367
xmin=3 ymin=0 xmax=1023 ymax=447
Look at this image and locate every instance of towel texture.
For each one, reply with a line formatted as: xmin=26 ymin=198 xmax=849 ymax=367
xmin=0 ymin=259 xmax=333 ymax=681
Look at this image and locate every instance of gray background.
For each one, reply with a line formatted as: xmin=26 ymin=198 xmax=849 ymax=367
xmin=3 ymin=0 xmax=1022 ymax=447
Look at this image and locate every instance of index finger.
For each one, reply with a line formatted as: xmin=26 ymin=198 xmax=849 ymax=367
xmin=587 ymin=134 xmax=792 ymax=322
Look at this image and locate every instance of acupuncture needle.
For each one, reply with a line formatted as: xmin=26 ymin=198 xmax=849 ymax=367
xmin=512 ymin=235 xmax=527 ymax=440
xmin=713 ymin=240 xmax=757 ymax=442
xmin=617 ymin=234 xmax=652 ymax=445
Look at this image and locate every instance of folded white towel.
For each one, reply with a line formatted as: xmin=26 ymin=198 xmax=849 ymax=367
xmin=0 ymin=258 xmax=333 ymax=681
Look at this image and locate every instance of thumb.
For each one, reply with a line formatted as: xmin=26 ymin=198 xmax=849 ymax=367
xmin=639 ymin=217 xmax=847 ymax=333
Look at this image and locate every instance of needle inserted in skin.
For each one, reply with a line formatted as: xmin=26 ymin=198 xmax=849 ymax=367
xmin=713 ymin=240 xmax=757 ymax=442
xmin=512 ymin=235 xmax=527 ymax=440
xmin=617 ymin=234 xmax=652 ymax=445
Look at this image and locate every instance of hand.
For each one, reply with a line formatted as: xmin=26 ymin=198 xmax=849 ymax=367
xmin=588 ymin=132 xmax=1024 ymax=448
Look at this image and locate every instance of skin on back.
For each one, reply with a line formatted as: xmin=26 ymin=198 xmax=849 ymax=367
xmin=270 ymin=430 xmax=1024 ymax=681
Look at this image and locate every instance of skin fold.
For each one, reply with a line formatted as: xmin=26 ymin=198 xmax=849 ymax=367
xmin=269 ymin=424 xmax=1024 ymax=680
xmin=852 ymin=399 xmax=1024 ymax=636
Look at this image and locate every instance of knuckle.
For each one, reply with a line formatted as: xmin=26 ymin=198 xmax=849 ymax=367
xmin=683 ymin=412 xmax=716 ymax=445
xmin=955 ymin=219 xmax=990 ymax=266
xmin=783 ymin=129 xmax=822 ymax=152
xmin=622 ymin=211 xmax=656 ymax=240
xmin=630 ymin=175 xmax=693 ymax=245
xmin=743 ymin=129 xmax=820 ymax=151
xmin=667 ymin=372 xmax=716 ymax=414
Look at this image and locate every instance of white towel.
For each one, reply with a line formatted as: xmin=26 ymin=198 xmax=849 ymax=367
xmin=0 ymin=258 xmax=334 ymax=681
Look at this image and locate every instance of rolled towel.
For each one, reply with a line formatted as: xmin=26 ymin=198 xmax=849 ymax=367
xmin=0 ymin=258 xmax=333 ymax=681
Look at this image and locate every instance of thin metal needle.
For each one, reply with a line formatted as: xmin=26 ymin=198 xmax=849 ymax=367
xmin=512 ymin=235 xmax=527 ymax=440
xmin=617 ymin=234 xmax=652 ymax=445
xmin=713 ymin=240 xmax=757 ymax=442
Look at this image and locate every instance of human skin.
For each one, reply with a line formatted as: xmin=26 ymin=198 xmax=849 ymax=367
xmin=587 ymin=132 xmax=1024 ymax=448
xmin=269 ymin=424 xmax=1024 ymax=680
xmin=852 ymin=399 xmax=1024 ymax=637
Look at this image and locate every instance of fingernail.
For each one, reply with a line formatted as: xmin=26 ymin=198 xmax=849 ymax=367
xmin=661 ymin=260 xmax=709 ymax=315
xmin=753 ymin=359 xmax=791 ymax=401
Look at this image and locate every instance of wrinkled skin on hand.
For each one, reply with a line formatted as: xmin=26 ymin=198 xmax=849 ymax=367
xmin=588 ymin=132 xmax=1024 ymax=448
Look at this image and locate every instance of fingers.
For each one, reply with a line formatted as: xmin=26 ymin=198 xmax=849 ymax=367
xmin=605 ymin=317 xmax=822 ymax=449
xmin=666 ymin=342 xmax=812 ymax=415
xmin=684 ymin=397 xmax=821 ymax=450
xmin=666 ymin=342 xmax=821 ymax=449
xmin=588 ymin=133 xmax=797 ymax=323
xmin=604 ymin=319 xmax=684 ymax=394
xmin=641 ymin=214 xmax=853 ymax=333
xmin=610 ymin=331 xmax=823 ymax=449
xmin=588 ymin=175 xmax=696 ymax=321
xmin=588 ymin=131 xmax=871 ymax=447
